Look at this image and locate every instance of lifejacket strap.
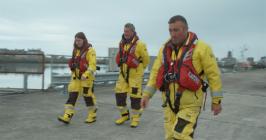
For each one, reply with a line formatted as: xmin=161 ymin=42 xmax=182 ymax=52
xmin=163 ymin=90 xmax=180 ymax=114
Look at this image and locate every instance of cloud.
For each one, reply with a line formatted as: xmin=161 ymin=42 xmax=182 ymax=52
xmin=0 ymin=18 xmax=72 ymax=42
xmin=0 ymin=0 xmax=265 ymax=59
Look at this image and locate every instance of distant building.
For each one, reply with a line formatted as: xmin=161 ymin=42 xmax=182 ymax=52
xmin=108 ymin=48 xmax=119 ymax=72
xmin=27 ymin=49 xmax=44 ymax=54
xmin=219 ymin=51 xmax=237 ymax=68
xmin=0 ymin=48 xmax=44 ymax=54
xmin=148 ymin=56 xmax=156 ymax=71
xmin=247 ymin=57 xmax=255 ymax=65
xmin=256 ymin=56 xmax=266 ymax=68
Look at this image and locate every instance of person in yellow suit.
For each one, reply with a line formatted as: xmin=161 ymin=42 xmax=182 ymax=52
xmin=114 ymin=23 xmax=150 ymax=128
xmin=141 ymin=15 xmax=223 ymax=140
xmin=58 ymin=32 xmax=97 ymax=124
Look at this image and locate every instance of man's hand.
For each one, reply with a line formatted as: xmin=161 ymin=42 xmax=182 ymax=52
xmin=141 ymin=96 xmax=150 ymax=109
xmin=211 ymin=103 xmax=222 ymax=116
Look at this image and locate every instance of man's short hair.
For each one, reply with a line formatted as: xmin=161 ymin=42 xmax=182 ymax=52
xmin=124 ymin=23 xmax=135 ymax=32
xmin=168 ymin=15 xmax=188 ymax=28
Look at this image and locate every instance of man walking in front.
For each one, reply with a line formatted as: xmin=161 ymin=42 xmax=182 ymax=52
xmin=141 ymin=15 xmax=223 ymax=139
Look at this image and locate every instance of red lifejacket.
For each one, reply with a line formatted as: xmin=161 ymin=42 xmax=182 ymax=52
xmin=156 ymin=32 xmax=202 ymax=92
xmin=115 ymin=36 xmax=140 ymax=68
xmin=68 ymin=45 xmax=91 ymax=75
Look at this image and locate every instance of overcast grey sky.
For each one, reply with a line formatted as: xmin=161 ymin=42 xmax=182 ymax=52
xmin=0 ymin=0 xmax=265 ymax=60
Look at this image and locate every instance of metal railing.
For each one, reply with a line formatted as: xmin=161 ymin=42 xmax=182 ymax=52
xmin=50 ymin=72 xmax=150 ymax=94
xmin=0 ymin=53 xmax=45 ymax=93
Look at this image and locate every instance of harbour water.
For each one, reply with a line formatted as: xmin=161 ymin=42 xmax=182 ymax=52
xmin=0 ymin=63 xmax=108 ymax=89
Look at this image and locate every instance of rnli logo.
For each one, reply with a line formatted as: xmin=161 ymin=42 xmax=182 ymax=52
xmin=188 ymin=71 xmax=200 ymax=84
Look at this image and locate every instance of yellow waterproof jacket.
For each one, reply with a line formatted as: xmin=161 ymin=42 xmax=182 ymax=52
xmin=120 ymin=37 xmax=150 ymax=78
xmin=143 ymin=39 xmax=222 ymax=108
xmin=72 ymin=47 xmax=96 ymax=81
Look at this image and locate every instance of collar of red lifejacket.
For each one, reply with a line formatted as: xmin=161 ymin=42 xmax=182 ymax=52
xmin=167 ymin=32 xmax=197 ymax=50
xmin=121 ymin=33 xmax=139 ymax=45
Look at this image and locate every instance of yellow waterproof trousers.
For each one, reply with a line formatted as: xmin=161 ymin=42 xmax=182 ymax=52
xmin=164 ymin=106 xmax=200 ymax=140
xmin=66 ymin=75 xmax=96 ymax=107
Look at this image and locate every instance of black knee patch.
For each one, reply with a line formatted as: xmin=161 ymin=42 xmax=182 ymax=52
xmin=115 ymin=93 xmax=127 ymax=106
xmin=66 ymin=92 xmax=79 ymax=106
xmin=83 ymin=87 xmax=89 ymax=94
xmin=130 ymin=97 xmax=141 ymax=110
xmin=131 ymin=87 xmax=138 ymax=95
xmin=174 ymin=117 xmax=190 ymax=133
xmin=84 ymin=96 xmax=94 ymax=106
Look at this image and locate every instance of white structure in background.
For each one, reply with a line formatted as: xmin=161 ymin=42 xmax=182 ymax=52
xmin=108 ymin=48 xmax=119 ymax=72
xmin=237 ymin=44 xmax=252 ymax=70
xmin=240 ymin=44 xmax=248 ymax=61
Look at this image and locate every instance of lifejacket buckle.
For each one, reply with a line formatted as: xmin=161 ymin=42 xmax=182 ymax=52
xmin=70 ymin=63 xmax=78 ymax=71
xmin=164 ymin=73 xmax=177 ymax=82
xmin=118 ymin=58 xmax=125 ymax=66
xmin=119 ymin=58 xmax=124 ymax=63
xmin=175 ymin=92 xmax=181 ymax=97
xmin=120 ymin=56 xmax=127 ymax=63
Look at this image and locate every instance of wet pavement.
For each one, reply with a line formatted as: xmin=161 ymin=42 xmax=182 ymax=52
xmin=0 ymin=70 xmax=266 ymax=140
